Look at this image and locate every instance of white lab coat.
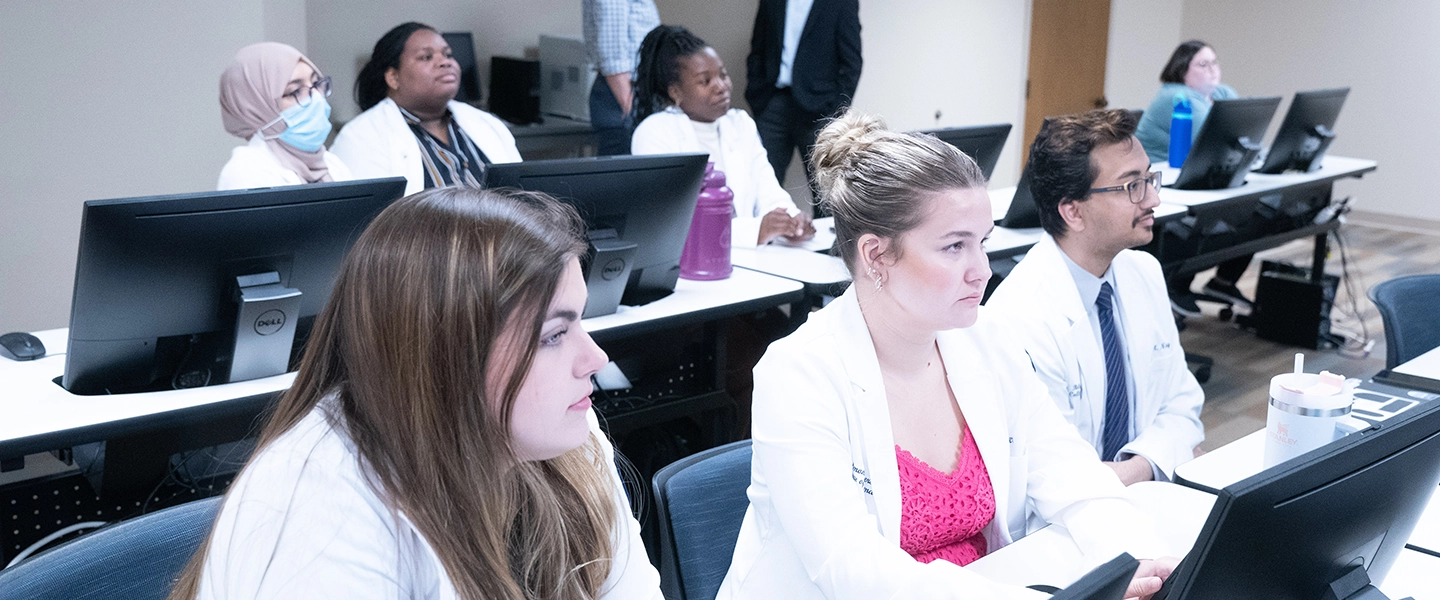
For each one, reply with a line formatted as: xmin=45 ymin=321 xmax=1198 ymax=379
xmin=216 ymin=134 xmax=354 ymax=191
xmin=197 ymin=402 xmax=661 ymax=599
xmin=717 ymin=288 xmax=1160 ymax=600
xmin=330 ymin=98 xmax=522 ymax=196
xmin=987 ymin=234 xmax=1204 ymax=480
xmin=632 ymin=107 xmax=800 ymax=247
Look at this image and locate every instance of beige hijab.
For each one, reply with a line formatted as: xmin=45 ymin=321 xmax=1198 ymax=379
xmin=219 ymin=42 xmax=332 ymax=183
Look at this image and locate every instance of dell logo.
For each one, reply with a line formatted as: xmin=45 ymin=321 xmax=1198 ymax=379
xmin=253 ymin=310 xmax=287 ymax=336
xmin=601 ymin=258 xmax=626 ymax=281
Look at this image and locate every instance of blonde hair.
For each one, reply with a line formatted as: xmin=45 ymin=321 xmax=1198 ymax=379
xmin=812 ymin=111 xmax=987 ymax=271
xmin=170 ymin=188 xmax=619 ymax=599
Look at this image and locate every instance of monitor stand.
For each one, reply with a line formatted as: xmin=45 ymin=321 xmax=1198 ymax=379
xmin=582 ymin=232 xmax=638 ymax=318
xmin=229 ymin=272 xmax=301 ymax=383
xmin=1322 ymin=565 xmax=1411 ymax=600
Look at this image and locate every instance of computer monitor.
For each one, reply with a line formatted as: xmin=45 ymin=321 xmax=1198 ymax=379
xmin=917 ymin=123 xmax=1012 ymax=180
xmin=1155 ymin=397 xmax=1440 ymax=599
xmin=999 ymin=163 xmax=1040 ymax=228
xmin=442 ymin=32 xmax=483 ymax=104
xmin=62 ymin=178 xmax=407 ymax=395
xmin=1256 ymin=87 xmax=1350 ymax=174
xmin=1170 ymin=97 xmax=1282 ymax=190
xmin=484 ymin=153 xmax=708 ymax=315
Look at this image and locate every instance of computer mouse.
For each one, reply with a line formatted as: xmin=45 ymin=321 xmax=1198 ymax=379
xmin=0 ymin=332 xmax=46 ymax=361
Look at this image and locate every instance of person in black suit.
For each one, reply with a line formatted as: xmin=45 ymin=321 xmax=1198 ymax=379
xmin=746 ymin=0 xmax=862 ymax=216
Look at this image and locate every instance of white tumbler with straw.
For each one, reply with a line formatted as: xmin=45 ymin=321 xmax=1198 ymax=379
xmin=1264 ymin=354 xmax=1361 ymax=468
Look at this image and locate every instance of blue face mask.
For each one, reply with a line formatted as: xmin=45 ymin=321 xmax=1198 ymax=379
xmin=264 ymin=95 xmax=333 ymax=153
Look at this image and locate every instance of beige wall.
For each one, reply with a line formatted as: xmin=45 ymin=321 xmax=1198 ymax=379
xmin=1180 ymin=0 xmax=1432 ymax=222
xmin=0 ymin=1 xmax=279 ymax=333
xmin=1104 ymin=0 xmax=1184 ymax=113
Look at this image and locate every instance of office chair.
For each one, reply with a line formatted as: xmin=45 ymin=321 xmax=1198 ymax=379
xmin=0 ymin=496 xmax=221 ymax=600
xmin=1368 ymin=273 xmax=1440 ymax=370
xmin=651 ymin=439 xmax=752 ymax=600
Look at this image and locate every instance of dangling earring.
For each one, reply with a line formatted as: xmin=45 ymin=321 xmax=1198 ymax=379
xmin=868 ymin=268 xmax=883 ymax=292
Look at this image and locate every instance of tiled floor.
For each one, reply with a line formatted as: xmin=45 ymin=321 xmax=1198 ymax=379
xmin=1178 ymin=223 xmax=1440 ymax=450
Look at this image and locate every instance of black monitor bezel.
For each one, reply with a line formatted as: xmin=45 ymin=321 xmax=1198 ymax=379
xmin=1170 ymin=96 xmax=1282 ymax=190
xmin=917 ymin=123 xmax=1013 ymax=180
xmin=1255 ymin=87 xmax=1350 ymax=175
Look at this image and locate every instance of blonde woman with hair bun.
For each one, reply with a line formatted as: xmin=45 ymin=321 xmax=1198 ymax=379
xmin=717 ymin=112 xmax=1177 ymax=599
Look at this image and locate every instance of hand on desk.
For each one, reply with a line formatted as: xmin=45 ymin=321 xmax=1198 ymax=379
xmin=1105 ymin=455 xmax=1155 ymax=486
xmin=759 ymin=208 xmax=816 ymax=245
xmin=1126 ymin=556 xmax=1180 ymax=600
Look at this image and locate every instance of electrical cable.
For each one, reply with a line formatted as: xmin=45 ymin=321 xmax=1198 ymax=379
xmin=5 ymin=521 xmax=109 ymax=568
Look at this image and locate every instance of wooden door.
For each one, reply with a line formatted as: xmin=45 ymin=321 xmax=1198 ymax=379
xmin=1023 ymin=0 xmax=1112 ymax=161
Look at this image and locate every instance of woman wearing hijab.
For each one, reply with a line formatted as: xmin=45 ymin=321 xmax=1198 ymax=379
xmin=331 ymin=22 xmax=521 ymax=196
xmin=217 ymin=42 xmax=352 ymax=190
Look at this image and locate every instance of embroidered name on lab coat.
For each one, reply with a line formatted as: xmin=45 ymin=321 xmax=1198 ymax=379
xmin=851 ymin=465 xmax=872 ymax=495
xmin=1153 ymin=342 xmax=1172 ymax=351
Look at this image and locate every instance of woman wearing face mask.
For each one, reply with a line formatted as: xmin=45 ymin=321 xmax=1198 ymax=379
xmin=716 ymin=112 xmax=1177 ymax=600
xmin=217 ymin=42 xmax=352 ymax=190
xmin=169 ymin=187 xmax=662 ymax=599
xmin=332 ymin=22 xmax=521 ymax=196
xmin=630 ymin=25 xmax=813 ymax=247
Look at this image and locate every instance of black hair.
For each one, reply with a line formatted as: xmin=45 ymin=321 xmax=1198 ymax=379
xmin=356 ymin=22 xmax=436 ymax=111
xmin=1161 ymin=40 xmax=1210 ymax=84
xmin=633 ymin=25 xmax=708 ymax=122
xmin=1027 ymin=109 xmax=1140 ymax=238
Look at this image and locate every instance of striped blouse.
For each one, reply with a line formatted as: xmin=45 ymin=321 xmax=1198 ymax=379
xmin=398 ymin=106 xmax=491 ymax=189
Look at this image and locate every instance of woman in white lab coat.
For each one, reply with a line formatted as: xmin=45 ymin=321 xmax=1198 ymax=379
xmin=630 ymin=25 xmax=812 ymax=247
xmin=169 ymin=187 xmax=661 ymax=600
xmin=331 ymin=22 xmax=521 ymax=196
xmin=216 ymin=42 xmax=352 ymax=190
xmin=716 ymin=112 xmax=1174 ymax=600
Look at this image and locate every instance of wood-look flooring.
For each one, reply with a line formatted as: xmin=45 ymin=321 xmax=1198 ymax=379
xmin=1181 ymin=223 xmax=1440 ymax=450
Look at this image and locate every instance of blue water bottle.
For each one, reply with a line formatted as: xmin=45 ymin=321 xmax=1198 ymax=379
xmin=1168 ymin=93 xmax=1193 ymax=168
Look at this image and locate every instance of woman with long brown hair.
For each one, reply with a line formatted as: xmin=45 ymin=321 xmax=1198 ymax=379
xmin=170 ymin=187 xmax=661 ymax=599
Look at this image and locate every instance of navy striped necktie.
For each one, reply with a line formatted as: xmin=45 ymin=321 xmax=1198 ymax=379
xmin=1097 ymin=282 xmax=1131 ymax=461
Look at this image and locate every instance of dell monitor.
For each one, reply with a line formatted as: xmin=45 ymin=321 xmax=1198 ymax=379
xmin=1154 ymin=396 xmax=1440 ymax=599
xmin=999 ymin=163 xmax=1041 ymax=229
xmin=918 ymin=123 xmax=1012 ymax=180
xmin=1256 ymin=87 xmax=1350 ymax=174
xmin=62 ymin=177 xmax=407 ymax=395
xmin=484 ymin=153 xmax=708 ymax=316
xmin=1050 ymin=553 xmax=1140 ymax=600
xmin=1170 ymin=96 xmax=1282 ymax=190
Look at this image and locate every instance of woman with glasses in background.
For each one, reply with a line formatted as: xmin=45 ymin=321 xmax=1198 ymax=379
xmin=217 ymin=42 xmax=352 ymax=190
xmin=1134 ymin=40 xmax=1254 ymax=316
xmin=332 ymin=22 xmax=521 ymax=197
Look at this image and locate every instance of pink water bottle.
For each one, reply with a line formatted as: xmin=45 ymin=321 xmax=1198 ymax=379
xmin=680 ymin=163 xmax=734 ymax=280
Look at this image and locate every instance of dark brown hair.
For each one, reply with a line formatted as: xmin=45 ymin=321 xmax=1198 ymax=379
xmin=171 ymin=187 xmax=622 ymax=599
xmin=811 ymin=110 xmax=987 ymax=272
xmin=1027 ymin=108 xmax=1140 ymax=238
xmin=1161 ymin=40 xmax=1211 ymax=84
xmin=356 ymin=22 xmax=436 ymax=111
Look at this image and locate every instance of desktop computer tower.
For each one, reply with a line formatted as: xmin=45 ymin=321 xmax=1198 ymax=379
xmin=490 ymin=56 xmax=542 ymax=125
xmin=1253 ymin=260 xmax=1339 ymax=349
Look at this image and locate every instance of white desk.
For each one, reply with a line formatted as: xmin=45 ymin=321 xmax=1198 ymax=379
xmin=1396 ymin=345 xmax=1440 ymax=380
xmin=0 ymin=270 xmax=805 ymax=459
xmin=1154 ymin=156 xmax=1377 ymax=208
xmin=968 ymin=482 xmax=1215 ymax=589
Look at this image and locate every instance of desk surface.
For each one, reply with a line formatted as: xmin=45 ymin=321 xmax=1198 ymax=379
xmin=1397 ymin=345 xmax=1440 ymax=379
xmin=0 ymin=269 xmax=804 ymax=458
xmin=1155 ymin=155 xmax=1377 ymax=207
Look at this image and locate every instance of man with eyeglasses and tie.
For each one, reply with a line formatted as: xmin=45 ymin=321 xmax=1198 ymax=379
xmin=988 ymin=109 xmax=1205 ymax=486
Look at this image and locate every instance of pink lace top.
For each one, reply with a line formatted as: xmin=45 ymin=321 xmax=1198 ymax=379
xmin=895 ymin=426 xmax=996 ymax=565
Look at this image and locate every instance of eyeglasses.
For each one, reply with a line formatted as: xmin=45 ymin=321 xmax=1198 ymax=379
xmin=1192 ymin=59 xmax=1220 ymax=70
xmin=282 ymin=76 xmax=332 ymax=107
xmin=1088 ymin=171 xmax=1161 ymax=204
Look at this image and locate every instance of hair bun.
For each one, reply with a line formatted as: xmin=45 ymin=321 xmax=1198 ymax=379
xmin=812 ymin=111 xmax=887 ymax=189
